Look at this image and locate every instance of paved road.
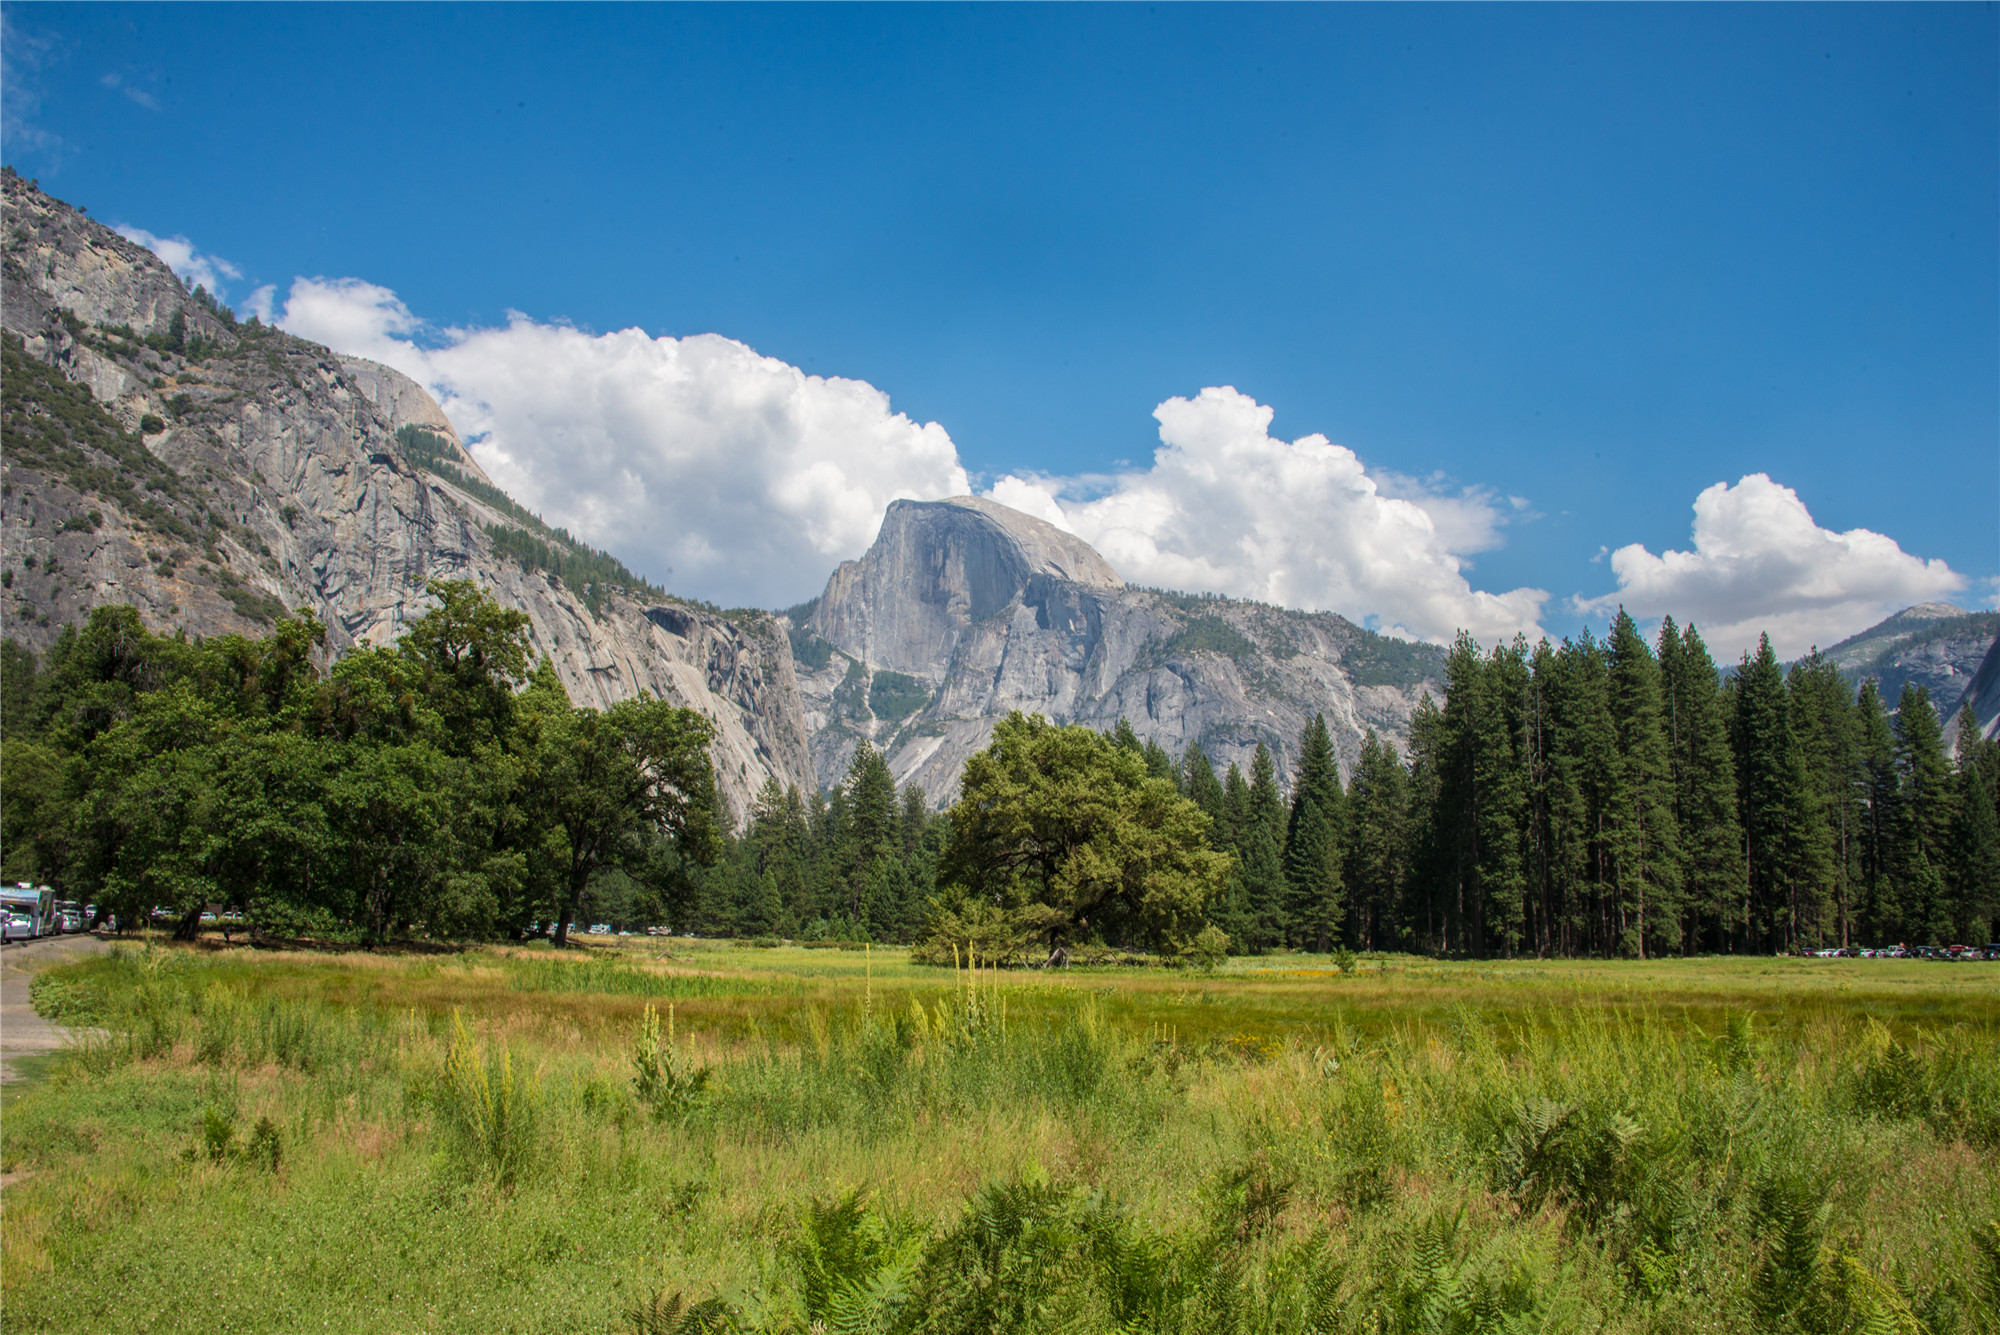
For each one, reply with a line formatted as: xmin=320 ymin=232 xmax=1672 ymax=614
xmin=1 ymin=932 xmax=109 ymax=1084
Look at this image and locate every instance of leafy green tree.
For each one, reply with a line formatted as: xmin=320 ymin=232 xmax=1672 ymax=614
xmin=525 ymin=684 xmax=721 ymax=948
xmin=935 ymin=712 xmax=1232 ymax=960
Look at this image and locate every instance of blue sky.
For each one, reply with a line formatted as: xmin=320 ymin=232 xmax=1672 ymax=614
xmin=4 ymin=3 xmax=1994 ymax=652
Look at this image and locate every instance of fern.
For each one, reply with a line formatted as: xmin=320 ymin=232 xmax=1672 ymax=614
xmin=624 ymin=1289 xmax=737 ymax=1335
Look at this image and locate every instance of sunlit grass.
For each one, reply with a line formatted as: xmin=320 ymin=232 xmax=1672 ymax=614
xmin=4 ymin=942 xmax=1996 ymax=1333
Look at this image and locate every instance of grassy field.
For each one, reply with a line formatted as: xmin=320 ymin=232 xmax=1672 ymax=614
xmin=3 ymin=939 xmax=1997 ymax=1333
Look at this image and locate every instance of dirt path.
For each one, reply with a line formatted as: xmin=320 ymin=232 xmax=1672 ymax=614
xmin=1 ymin=931 xmax=109 ymax=1084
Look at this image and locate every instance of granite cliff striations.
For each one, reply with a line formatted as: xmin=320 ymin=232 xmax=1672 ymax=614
xmin=794 ymin=497 xmax=1445 ymax=803
xmin=0 ymin=176 xmax=812 ymax=821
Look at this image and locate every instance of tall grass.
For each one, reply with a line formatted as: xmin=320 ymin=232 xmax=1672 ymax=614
xmin=3 ymin=945 xmax=1995 ymax=1335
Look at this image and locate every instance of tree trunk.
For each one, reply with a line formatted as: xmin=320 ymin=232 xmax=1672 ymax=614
xmin=173 ymin=907 xmax=202 ymax=942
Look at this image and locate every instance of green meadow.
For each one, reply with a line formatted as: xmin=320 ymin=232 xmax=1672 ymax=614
xmin=4 ymin=941 xmax=1997 ymax=1334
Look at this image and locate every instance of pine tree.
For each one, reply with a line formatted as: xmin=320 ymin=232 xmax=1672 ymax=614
xmin=1855 ymin=681 xmax=1900 ymax=942
xmin=1605 ymin=611 xmax=1682 ymax=957
xmin=812 ymin=787 xmax=848 ymax=927
xmin=1221 ymin=762 xmax=1250 ymax=854
xmin=1434 ymin=635 xmax=1486 ymax=955
xmin=1733 ymin=637 xmax=1832 ymax=952
xmin=1403 ymin=692 xmax=1449 ymax=954
xmin=900 ymin=785 xmax=928 ymax=859
xmin=1181 ymin=743 xmax=1227 ymax=827
xmin=746 ymin=779 xmax=811 ymax=936
xmin=1542 ymin=631 xmax=1616 ymax=955
xmin=1523 ymin=638 xmax=1563 ymax=957
xmin=1344 ymin=730 xmax=1409 ymax=951
xmin=1142 ymin=737 xmax=1176 ymax=784
xmin=1949 ymin=704 xmax=2000 ymax=945
xmin=1892 ymin=684 xmax=1955 ymax=945
xmin=1112 ymin=718 xmax=1143 ymax=754
xmin=1241 ymin=743 xmax=1290 ymax=949
xmin=1788 ymin=653 xmax=1863 ymax=947
xmin=1477 ymin=638 xmax=1533 ymax=956
xmin=1656 ymin=620 xmax=1743 ymax=953
xmin=843 ymin=742 xmax=898 ymax=926
xmin=1284 ymin=715 xmax=1346 ymax=951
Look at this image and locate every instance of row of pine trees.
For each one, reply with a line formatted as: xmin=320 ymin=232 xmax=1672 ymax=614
xmin=686 ymin=610 xmax=1999 ymax=957
xmin=682 ymin=746 xmax=950 ymax=944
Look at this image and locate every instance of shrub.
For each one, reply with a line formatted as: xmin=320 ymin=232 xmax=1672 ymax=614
xmin=1188 ymin=924 xmax=1230 ymax=973
xmin=434 ymin=1011 xmax=538 ymax=1188
xmin=631 ymin=1004 xmax=710 ymax=1122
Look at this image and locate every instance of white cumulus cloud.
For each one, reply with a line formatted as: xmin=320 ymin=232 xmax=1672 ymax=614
xmin=273 ymin=277 xmax=969 ymax=608
xmin=986 ymin=385 xmax=1548 ymax=644
xmin=1578 ymin=473 xmax=1968 ymax=660
xmin=114 ymin=225 xmax=241 ymax=299
xmin=266 ymin=279 xmax=1544 ymax=633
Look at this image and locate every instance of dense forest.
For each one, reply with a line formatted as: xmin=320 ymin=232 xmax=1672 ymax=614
xmin=0 ymin=584 xmax=719 ymax=946
xmin=3 ymin=598 xmax=1995 ymax=956
xmin=684 ymin=611 xmax=2000 ymax=957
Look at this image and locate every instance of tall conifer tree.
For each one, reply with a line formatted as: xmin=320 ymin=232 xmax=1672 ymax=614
xmin=1284 ymin=714 xmax=1346 ymax=951
xmin=1344 ymin=729 xmax=1410 ymax=950
xmin=1657 ymin=619 xmax=1743 ymax=952
xmin=1891 ymin=684 xmax=1954 ymax=945
xmin=1402 ymin=693 xmax=1449 ymax=954
xmin=1606 ymin=611 xmax=1682 ymax=957
xmin=1240 ymin=744 xmax=1290 ymax=949
xmin=1855 ymin=681 xmax=1900 ymax=941
xmin=1788 ymin=653 xmax=1863 ymax=946
xmin=1949 ymin=704 xmax=2000 ymax=945
xmin=1733 ymin=637 xmax=1832 ymax=951
xmin=1181 ymin=743 xmax=1227 ymax=827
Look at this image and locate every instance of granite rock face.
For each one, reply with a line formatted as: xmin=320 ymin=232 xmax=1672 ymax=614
xmin=1946 ymin=634 xmax=2000 ymax=743
xmin=795 ymin=497 xmax=1445 ymax=803
xmin=0 ymin=177 xmax=812 ymax=822
xmin=336 ymin=355 xmax=498 ymax=488
xmin=1819 ymin=602 xmax=2000 ymax=727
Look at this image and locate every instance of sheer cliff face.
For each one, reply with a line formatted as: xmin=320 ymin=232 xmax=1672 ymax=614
xmin=798 ymin=496 xmax=1444 ymax=803
xmin=0 ymin=178 xmax=811 ymax=821
xmin=807 ymin=496 xmax=1122 ymax=678
xmin=1821 ymin=602 xmax=2000 ymax=733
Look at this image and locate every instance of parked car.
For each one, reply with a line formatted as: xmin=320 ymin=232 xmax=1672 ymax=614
xmin=3 ymin=913 xmax=33 ymax=942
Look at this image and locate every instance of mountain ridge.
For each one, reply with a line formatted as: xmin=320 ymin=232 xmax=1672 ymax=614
xmin=1 ymin=173 xmax=814 ymax=821
xmin=11 ymin=177 xmax=1988 ymax=813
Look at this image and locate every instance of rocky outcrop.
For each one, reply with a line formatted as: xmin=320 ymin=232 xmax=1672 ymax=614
xmin=1819 ymin=602 xmax=2000 ymax=721
xmin=808 ymin=496 xmax=1121 ymax=678
xmin=1945 ymin=633 xmax=2000 ymax=743
xmin=336 ymin=355 xmax=496 ymax=487
xmin=0 ymin=176 xmax=812 ymax=822
xmin=796 ymin=496 xmax=1444 ymax=802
